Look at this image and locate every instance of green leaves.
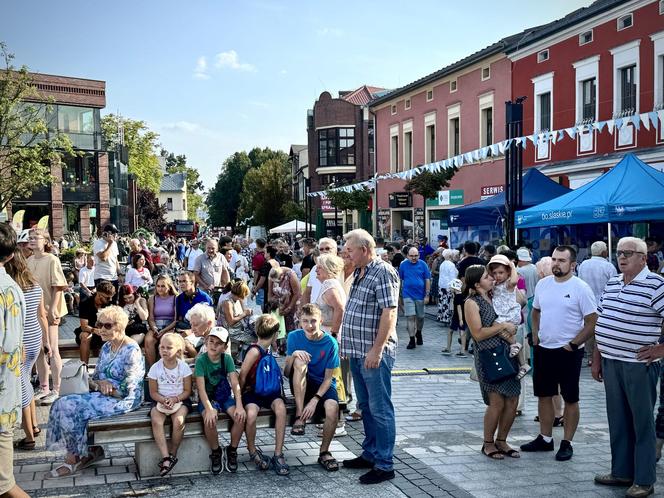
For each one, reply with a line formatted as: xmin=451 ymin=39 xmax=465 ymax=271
xmin=404 ymin=168 xmax=458 ymax=200
xmin=324 ymin=188 xmax=372 ymax=212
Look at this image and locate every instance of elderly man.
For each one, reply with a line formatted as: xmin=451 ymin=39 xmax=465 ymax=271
xmin=193 ymin=239 xmax=230 ymax=301
xmin=399 ymin=247 xmax=431 ymax=349
xmin=129 ymin=238 xmax=154 ymax=272
xmin=341 ymin=229 xmax=400 ymax=485
xmin=593 ymin=237 xmax=664 ymax=498
xmin=184 ymin=239 xmax=204 ymax=271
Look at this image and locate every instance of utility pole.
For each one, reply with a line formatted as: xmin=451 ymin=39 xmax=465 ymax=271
xmin=504 ymin=97 xmax=525 ymax=246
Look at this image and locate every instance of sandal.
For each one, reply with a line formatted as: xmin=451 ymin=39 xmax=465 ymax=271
xmin=249 ymin=447 xmax=271 ymax=471
xmin=291 ymin=417 xmax=306 ymax=436
xmin=158 ymin=454 xmax=178 ymax=477
xmin=45 ymin=461 xmax=80 ymax=479
xmin=271 ymin=453 xmax=290 ymax=476
xmin=495 ymin=439 xmax=520 ymax=458
xmin=79 ymin=445 xmax=105 ymax=470
xmin=345 ymin=411 xmax=363 ymax=422
xmin=317 ymin=451 xmax=339 ymax=472
xmin=14 ymin=438 xmax=36 ymax=450
xmin=553 ymin=416 xmax=564 ymax=427
xmin=33 ymin=426 xmax=42 ymax=436
xmin=481 ymin=441 xmax=504 ymax=460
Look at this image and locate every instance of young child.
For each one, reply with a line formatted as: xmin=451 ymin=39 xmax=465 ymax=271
xmin=148 ymin=332 xmax=192 ymax=477
xmin=194 ymin=327 xmax=246 ymax=474
xmin=64 ymin=270 xmax=79 ymax=315
xmin=443 ymin=279 xmax=467 ymax=356
xmin=487 ymin=254 xmax=530 ymax=379
xmin=239 ymin=314 xmax=289 ymax=476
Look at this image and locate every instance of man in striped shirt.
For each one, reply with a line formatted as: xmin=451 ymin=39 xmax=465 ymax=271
xmin=593 ymin=237 xmax=664 ymax=498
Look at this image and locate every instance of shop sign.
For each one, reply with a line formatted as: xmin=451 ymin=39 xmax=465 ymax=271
xmin=480 ymin=184 xmax=504 ymax=200
xmin=389 ymin=192 xmax=412 ymax=208
xmin=427 ymin=189 xmax=464 ymax=206
xmin=320 ymin=197 xmax=334 ymax=212
xmin=89 ymin=207 xmax=97 ymax=217
xmin=325 ymin=219 xmax=337 ymax=228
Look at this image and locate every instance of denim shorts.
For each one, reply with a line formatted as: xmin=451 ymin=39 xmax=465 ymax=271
xmin=403 ymin=298 xmax=425 ymax=318
xmin=197 ymin=397 xmax=236 ymax=414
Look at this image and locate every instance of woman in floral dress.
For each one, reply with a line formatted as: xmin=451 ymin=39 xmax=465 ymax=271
xmin=45 ymin=305 xmax=144 ymax=478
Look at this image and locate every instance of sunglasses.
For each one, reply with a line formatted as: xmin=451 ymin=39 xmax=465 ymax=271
xmin=616 ymin=250 xmax=645 ymax=258
xmin=97 ymin=322 xmax=116 ymax=330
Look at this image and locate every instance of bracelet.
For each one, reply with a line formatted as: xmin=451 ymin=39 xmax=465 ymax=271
xmin=313 ymin=394 xmax=322 ymax=400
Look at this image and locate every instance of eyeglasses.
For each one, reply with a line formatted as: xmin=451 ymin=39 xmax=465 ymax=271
xmin=616 ymin=250 xmax=645 ymax=258
xmin=97 ymin=322 xmax=115 ymax=330
xmin=319 ymin=247 xmax=333 ymax=252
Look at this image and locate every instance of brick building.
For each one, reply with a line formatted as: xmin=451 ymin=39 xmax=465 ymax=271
xmin=8 ymin=72 xmax=136 ymax=241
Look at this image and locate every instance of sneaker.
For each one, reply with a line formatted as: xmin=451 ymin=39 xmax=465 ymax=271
xmin=225 ymin=445 xmax=238 ymax=473
xmin=38 ymin=390 xmax=59 ymax=405
xmin=406 ymin=338 xmax=416 ymax=350
xmin=318 ymin=426 xmax=348 ymax=438
xmin=555 ymin=440 xmax=573 ymax=461
xmin=415 ymin=331 xmax=423 ymax=346
xmin=520 ymin=434 xmax=554 ymax=452
xmin=33 ymin=387 xmax=50 ymax=400
xmin=343 ymin=455 xmax=374 ymax=469
xmin=359 ymin=468 xmax=395 ymax=485
xmin=441 ymin=348 xmax=452 ymax=355
xmin=594 ymin=473 xmax=632 ymax=487
xmin=209 ymin=448 xmax=223 ymax=474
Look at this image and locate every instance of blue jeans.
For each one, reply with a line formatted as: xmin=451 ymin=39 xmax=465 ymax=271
xmin=350 ymin=355 xmax=395 ymax=471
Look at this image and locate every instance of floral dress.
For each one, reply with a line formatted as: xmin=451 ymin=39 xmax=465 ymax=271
xmin=46 ymin=341 xmax=144 ymax=456
xmin=271 ymin=268 xmax=297 ymax=333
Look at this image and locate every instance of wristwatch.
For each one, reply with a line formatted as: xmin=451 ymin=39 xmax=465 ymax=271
xmin=313 ymin=394 xmax=322 ymax=401
xmin=568 ymin=341 xmax=579 ymax=351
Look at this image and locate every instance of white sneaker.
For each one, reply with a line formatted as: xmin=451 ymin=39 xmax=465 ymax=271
xmin=317 ymin=426 xmax=348 ymax=438
xmin=33 ymin=387 xmax=50 ymax=400
xmin=38 ymin=390 xmax=59 ymax=405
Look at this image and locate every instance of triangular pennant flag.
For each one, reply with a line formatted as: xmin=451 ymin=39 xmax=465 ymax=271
xmin=454 ymin=156 xmax=463 ymax=167
xmin=615 ymin=117 xmax=624 ymax=130
xmin=606 ymin=120 xmax=615 ymax=134
xmin=640 ymin=113 xmax=650 ymax=131
xmin=558 ymin=130 xmax=565 ymax=142
xmin=631 ymin=114 xmax=640 ymax=131
xmin=472 ymin=149 xmax=480 ymax=162
xmin=551 ymin=131 xmax=558 ymax=144
xmin=528 ymin=134 xmax=537 ymax=143
xmin=649 ymin=112 xmax=659 ymax=129
xmin=490 ymin=144 xmax=500 ymax=155
xmin=463 ymin=152 xmax=473 ymax=164
xmin=565 ymin=127 xmax=576 ymax=140
xmin=594 ymin=121 xmax=606 ymax=133
xmin=658 ymin=110 xmax=664 ymax=127
xmin=480 ymin=147 xmax=489 ymax=160
xmin=516 ymin=137 xmax=525 ymax=148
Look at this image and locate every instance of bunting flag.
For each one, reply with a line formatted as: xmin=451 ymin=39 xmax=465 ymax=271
xmin=565 ymin=127 xmax=576 ymax=140
xmin=606 ymin=120 xmax=615 ymax=134
xmin=641 ymin=113 xmax=650 ymax=131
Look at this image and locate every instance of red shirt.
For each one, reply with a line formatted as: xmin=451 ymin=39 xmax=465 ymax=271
xmin=252 ymin=252 xmax=266 ymax=272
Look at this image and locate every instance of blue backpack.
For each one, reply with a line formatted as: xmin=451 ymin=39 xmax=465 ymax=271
xmin=254 ymin=346 xmax=283 ymax=397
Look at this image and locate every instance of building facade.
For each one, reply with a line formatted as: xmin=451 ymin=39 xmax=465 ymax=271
xmin=9 ymin=72 xmax=135 ymax=241
xmin=159 ymin=172 xmax=188 ymax=222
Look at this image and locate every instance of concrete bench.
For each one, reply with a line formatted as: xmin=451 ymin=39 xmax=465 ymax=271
xmin=87 ymin=398 xmax=345 ymax=478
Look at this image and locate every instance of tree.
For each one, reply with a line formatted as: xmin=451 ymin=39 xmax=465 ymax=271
xmin=324 ymin=189 xmax=372 ymax=212
xmin=101 ymin=114 xmax=162 ymax=193
xmin=160 ymin=149 xmax=204 ymax=221
xmin=404 ymin=167 xmax=458 ymax=200
xmin=0 ymin=42 xmax=76 ymax=212
xmin=136 ymin=187 xmax=166 ymax=233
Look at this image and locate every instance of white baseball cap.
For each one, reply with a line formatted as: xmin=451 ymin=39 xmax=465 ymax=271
xmin=516 ymin=248 xmax=532 ymax=262
xmin=208 ymin=326 xmax=230 ymax=343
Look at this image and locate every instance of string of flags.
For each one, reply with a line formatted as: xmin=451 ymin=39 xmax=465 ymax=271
xmin=307 ymin=109 xmax=664 ymax=198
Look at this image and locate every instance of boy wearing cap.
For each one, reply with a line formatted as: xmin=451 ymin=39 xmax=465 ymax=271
xmin=194 ymin=327 xmax=246 ymax=474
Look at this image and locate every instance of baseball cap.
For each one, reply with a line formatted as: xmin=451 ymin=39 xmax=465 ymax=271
xmin=17 ymin=229 xmax=30 ymax=244
xmin=516 ymin=248 xmax=532 ymax=262
xmin=488 ymin=254 xmax=511 ymax=268
xmin=208 ymin=326 xmax=230 ymax=343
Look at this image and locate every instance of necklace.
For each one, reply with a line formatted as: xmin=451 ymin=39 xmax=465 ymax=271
xmin=108 ymin=337 xmax=127 ymax=362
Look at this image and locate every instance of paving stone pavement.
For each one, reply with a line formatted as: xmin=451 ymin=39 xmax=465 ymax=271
xmin=11 ymin=308 xmax=664 ymax=496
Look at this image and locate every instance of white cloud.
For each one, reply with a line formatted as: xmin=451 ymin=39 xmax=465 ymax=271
xmin=317 ymin=27 xmax=344 ymax=37
xmin=214 ymin=50 xmax=256 ymax=72
xmin=193 ymin=56 xmax=210 ymax=80
xmin=157 ymin=121 xmax=221 ymax=139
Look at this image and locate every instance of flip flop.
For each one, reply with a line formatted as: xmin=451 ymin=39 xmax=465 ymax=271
xmin=79 ymin=445 xmax=105 ymax=470
xmin=45 ymin=462 xmax=80 ymax=479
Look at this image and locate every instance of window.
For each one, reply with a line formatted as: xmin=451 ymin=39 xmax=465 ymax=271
xmin=426 ymin=89 xmax=433 ymax=102
xmin=450 ymin=79 xmax=457 ymax=92
xmin=538 ymin=92 xmax=551 ymax=131
xmin=537 ymin=49 xmax=549 ymax=63
xmin=617 ymin=13 xmax=633 ymax=31
xmin=481 ymin=107 xmax=493 ymax=148
xmin=167 ymin=198 xmax=173 ymax=211
xmin=579 ymin=30 xmax=593 ymax=45
xmin=425 ymin=123 xmax=436 ymax=164
xmin=390 ymin=134 xmax=399 ymax=172
xmin=404 ymin=98 xmax=411 ymax=110
xmin=449 ymin=117 xmax=460 ymax=156
xmin=581 ymin=78 xmax=597 ymax=121
xmin=318 ymin=127 xmax=355 ymax=166
xmin=652 ymin=32 xmax=664 ymax=110
xmin=391 ymin=104 xmax=397 ymax=115
xmin=403 ymin=131 xmax=413 ymax=169
xmin=57 ymin=105 xmax=95 ymax=134
xmin=658 ymin=54 xmax=664 ymax=108
xmin=660 ymin=0 xmax=664 ymax=14
xmin=182 ymin=199 xmax=186 ymax=211
xmin=619 ymin=65 xmax=637 ymax=113
xmin=481 ymin=66 xmax=490 ymax=81
xmin=62 ymin=153 xmax=98 ymax=189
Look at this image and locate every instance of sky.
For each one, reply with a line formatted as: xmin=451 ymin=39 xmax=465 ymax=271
xmin=2 ymin=0 xmax=592 ymax=191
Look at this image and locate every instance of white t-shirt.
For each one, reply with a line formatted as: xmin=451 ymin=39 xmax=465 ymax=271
xmin=147 ymin=358 xmax=192 ymax=398
xmin=93 ymin=239 xmax=119 ymax=281
xmin=306 ymin=265 xmax=346 ymax=303
xmin=533 ymin=275 xmax=597 ymax=349
xmin=78 ymin=266 xmax=95 ymax=287
xmin=186 ymin=247 xmax=204 ymax=271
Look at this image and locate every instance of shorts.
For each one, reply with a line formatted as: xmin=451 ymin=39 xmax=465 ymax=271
xmin=0 ymin=432 xmax=15 ymax=495
xmin=148 ymin=397 xmax=193 ymax=415
xmin=197 ymin=397 xmax=236 ymax=414
xmin=403 ymin=298 xmax=425 ymax=318
xmin=74 ymin=326 xmax=104 ymax=350
xmin=533 ymin=345 xmax=584 ymax=403
xmin=288 ymin=375 xmax=338 ymax=419
xmin=242 ymin=391 xmax=283 ymax=410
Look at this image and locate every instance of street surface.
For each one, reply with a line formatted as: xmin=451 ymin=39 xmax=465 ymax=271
xmin=11 ymin=309 xmax=664 ymax=497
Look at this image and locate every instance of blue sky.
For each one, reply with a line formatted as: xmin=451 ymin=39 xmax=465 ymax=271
xmin=2 ymin=0 xmax=591 ymax=190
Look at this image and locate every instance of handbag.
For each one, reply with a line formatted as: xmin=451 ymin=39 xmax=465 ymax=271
xmin=60 ymin=360 xmax=90 ymax=396
xmin=478 ymin=342 xmax=517 ymax=384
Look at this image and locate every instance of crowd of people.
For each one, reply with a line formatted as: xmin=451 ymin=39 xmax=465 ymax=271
xmin=2 ymin=222 xmax=664 ymax=497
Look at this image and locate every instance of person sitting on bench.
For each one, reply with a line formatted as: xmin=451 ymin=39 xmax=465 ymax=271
xmin=76 ymin=280 xmax=115 ymax=364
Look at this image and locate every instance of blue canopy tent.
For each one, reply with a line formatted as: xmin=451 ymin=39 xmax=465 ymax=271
xmin=448 ymin=167 xmax=571 ymax=228
xmin=515 ymin=154 xmax=664 ymax=257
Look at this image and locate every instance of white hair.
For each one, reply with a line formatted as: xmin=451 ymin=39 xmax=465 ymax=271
xmin=318 ymin=237 xmax=338 ymax=253
xmin=186 ymin=303 xmax=215 ymax=324
xmin=343 ymin=229 xmax=376 ymax=253
xmin=617 ymin=237 xmax=647 ymax=254
xmin=442 ymin=249 xmax=454 ymax=260
xmin=590 ymin=241 xmax=608 ymax=256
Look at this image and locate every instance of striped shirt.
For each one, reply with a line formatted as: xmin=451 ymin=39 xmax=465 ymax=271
xmin=595 ymin=266 xmax=664 ymax=362
xmin=341 ymin=258 xmax=400 ymax=359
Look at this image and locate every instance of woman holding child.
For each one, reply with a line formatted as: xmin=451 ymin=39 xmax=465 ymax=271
xmin=45 ymin=305 xmax=145 ymax=478
xmin=463 ymin=264 xmax=521 ymax=461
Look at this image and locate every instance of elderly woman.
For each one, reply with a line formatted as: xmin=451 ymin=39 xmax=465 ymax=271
xmin=463 ymin=264 xmax=520 ymax=461
xmin=183 ymin=302 xmax=216 ymax=358
xmin=45 ymin=305 xmax=144 ymax=478
xmin=217 ymin=279 xmax=255 ymax=354
xmin=314 ymin=254 xmax=346 ymax=337
xmin=437 ymin=249 xmax=458 ymax=326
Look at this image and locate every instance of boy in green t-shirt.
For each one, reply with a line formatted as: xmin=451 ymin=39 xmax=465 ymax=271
xmin=194 ymin=327 xmax=246 ymax=474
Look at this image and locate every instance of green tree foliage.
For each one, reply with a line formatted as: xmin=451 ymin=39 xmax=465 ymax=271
xmin=101 ymin=114 xmax=162 ymax=193
xmin=136 ymin=187 xmax=167 ymax=233
xmin=207 ymin=151 xmax=251 ymax=228
xmin=0 ymin=42 xmax=76 ymax=212
xmin=324 ymin=189 xmax=372 ymax=212
xmin=160 ymin=149 xmax=204 ymax=221
xmin=238 ymin=153 xmax=291 ymax=229
xmin=404 ymin=167 xmax=458 ymax=200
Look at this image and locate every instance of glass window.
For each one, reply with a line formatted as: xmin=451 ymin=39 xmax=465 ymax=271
xmin=539 ymin=92 xmax=551 ymax=131
xmin=318 ymin=127 xmax=355 ymax=166
xmin=449 ymin=117 xmax=460 ymax=156
xmin=620 ymin=65 xmax=637 ymax=114
xmin=481 ymin=107 xmax=492 ymax=148
xmin=425 ymin=124 xmax=435 ymax=164
xmin=62 ymin=153 xmax=98 ymax=187
xmin=582 ymin=78 xmax=596 ymax=121
xmin=57 ymin=105 xmax=95 ymax=134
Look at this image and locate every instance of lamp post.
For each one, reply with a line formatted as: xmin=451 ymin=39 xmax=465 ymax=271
xmin=504 ymin=97 xmax=526 ymax=247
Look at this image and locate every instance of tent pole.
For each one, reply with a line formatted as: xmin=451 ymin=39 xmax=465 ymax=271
xmin=607 ymin=222 xmax=612 ymax=261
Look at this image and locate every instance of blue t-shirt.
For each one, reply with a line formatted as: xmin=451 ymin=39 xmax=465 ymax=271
xmin=176 ymin=288 xmax=213 ymax=320
xmin=399 ymin=259 xmax=431 ymax=300
xmin=286 ymin=329 xmax=339 ymax=387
